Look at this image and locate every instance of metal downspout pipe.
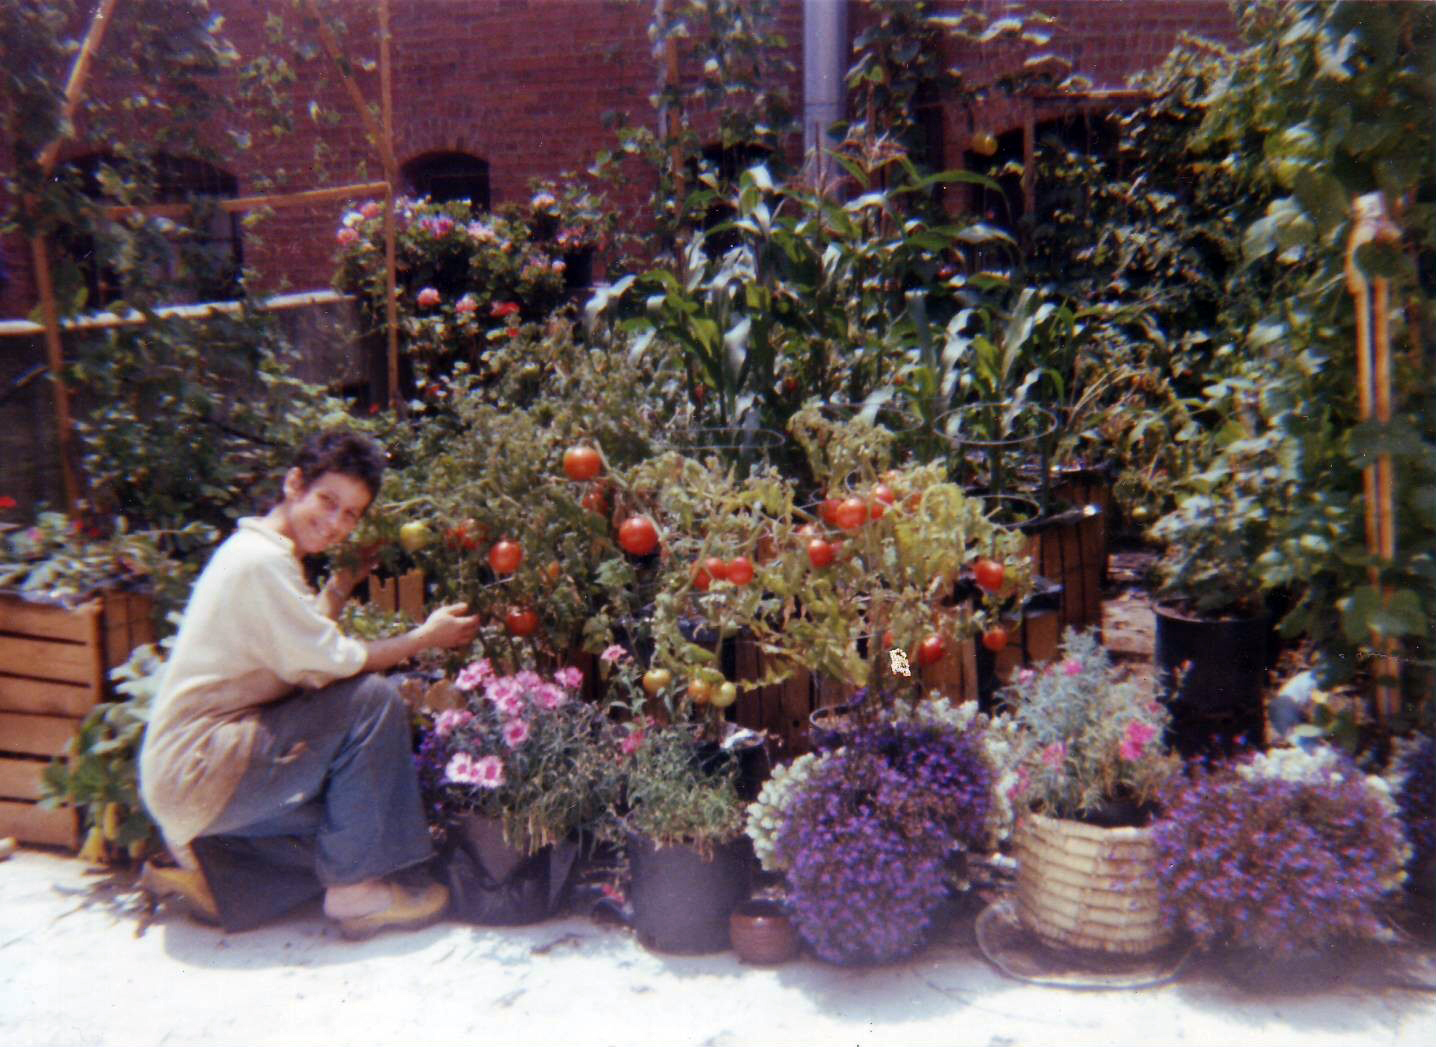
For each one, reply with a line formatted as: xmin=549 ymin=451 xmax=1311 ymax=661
xmin=802 ymin=0 xmax=848 ymax=188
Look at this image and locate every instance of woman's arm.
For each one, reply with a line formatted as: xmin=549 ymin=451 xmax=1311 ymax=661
xmin=362 ymin=603 xmax=480 ymax=672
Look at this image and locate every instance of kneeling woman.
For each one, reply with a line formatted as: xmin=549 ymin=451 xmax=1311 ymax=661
xmin=139 ymin=428 xmax=479 ymax=938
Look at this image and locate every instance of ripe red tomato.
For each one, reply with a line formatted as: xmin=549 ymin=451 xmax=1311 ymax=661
xmin=692 ymin=563 xmax=713 ymax=592
xmin=806 ymin=538 xmax=836 ymax=569
xmin=580 ymin=485 xmax=608 ymax=515
xmin=504 ymin=607 xmax=539 ymax=637
xmin=981 ymin=625 xmax=1009 ymax=652
xmin=563 ymin=445 xmax=603 ymax=482
xmin=916 ymin=634 xmax=946 ymax=667
xmin=488 ymin=539 xmax=523 ymax=575
xmin=703 ymin=556 xmax=730 ymax=583
xmin=726 ymin=556 xmax=755 ymax=587
xmin=618 ymin=515 xmax=660 ymax=556
xmin=818 ymin=497 xmax=841 ymax=528
xmin=973 ymin=557 xmax=1006 ymax=593
xmin=871 ymin=484 xmax=896 ymax=520
xmin=834 ymin=496 xmax=869 ymax=531
xmin=445 ymin=518 xmax=479 ymax=551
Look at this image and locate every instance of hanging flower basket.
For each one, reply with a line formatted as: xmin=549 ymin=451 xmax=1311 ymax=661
xmin=1013 ymin=810 xmax=1171 ymax=956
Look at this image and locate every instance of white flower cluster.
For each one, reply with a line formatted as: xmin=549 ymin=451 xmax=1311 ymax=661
xmin=1239 ymin=743 xmax=1400 ymax=819
xmin=744 ymin=752 xmax=821 ymax=873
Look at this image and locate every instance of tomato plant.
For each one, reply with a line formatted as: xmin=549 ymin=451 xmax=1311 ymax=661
xmin=562 ymin=445 xmax=603 ymax=482
xmin=981 ymin=625 xmax=1009 ymax=652
xmin=580 ymin=485 xmax=608 ymax=515
xmin=504 ymin=606 xmax=539 ymax=637
xmin=711 ymin=681 xmax=738 ymax=708
xmin=973 ymin=557 xmax=1006 ymax=593
xmin=688 ymin=676 xmax=713 ymax=704
xmin=834 ymin=496 xmax=869 ymax=531
xmin=916 ymin=634 xmax=946 ymax=667
xmin=398 ymin=520 xmax=433 ymax=553
xmin=488 ymin=539 xmax=523 ymax=575
xmin=618 ymin=515 xmax=660 ymax=556
xmin=703 ymin=556 xmax=729 ymax=583
xmin=806 ymin=537 xmax=836 ymax=568
xmin=726 ymin=556 xmax=754 ymax=587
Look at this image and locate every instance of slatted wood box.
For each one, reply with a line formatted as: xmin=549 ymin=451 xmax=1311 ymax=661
xmin=0 ymin=592 xmax=154 ymax=849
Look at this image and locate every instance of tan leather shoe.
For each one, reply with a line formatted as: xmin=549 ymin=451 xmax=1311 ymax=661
xmin=139 ymin=861 xmax=220 ymax=926
xmin=333 ymin=881 xmax=449 ymax=941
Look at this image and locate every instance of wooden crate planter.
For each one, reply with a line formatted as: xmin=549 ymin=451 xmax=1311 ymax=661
xmin=0 ymin=591 xmax=154 ymax=849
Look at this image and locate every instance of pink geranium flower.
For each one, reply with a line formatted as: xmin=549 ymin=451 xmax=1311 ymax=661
xmin=416 ymin=287 xmax=441 ymax=307
xmin=433 ymin=709 xmax=473 ymax=737
xmin=554 ymin=666 xmax=584 ymax=690
xmin=1119 ymin=721 xmax=1158 ymax=762
xmin=599 ymin=644 xmax=629 ymax=665
xmin=620 ymin=728 xmax=645 ymax=756
xmin=335 ymin=227 xmax=360 ymax=246
xmin=473 ymin=755 xmax=505 ymax=788
xmin=455 ymin=295 xmax=478 ymax=315
xmin=360 ymin=200 xmax=383 ymax=220
xmin=1062 ymin=659 xmax=1083 ymax=677
xmin=444 ymin=751 xmax=481 ymax=784
xmin=1016 ymin=667 xmax=1037 ymax=686
xmin=455 ymin=659 xmax=494 ymax=691
xmin=513 ymin=669 xmax=543 ymax=691
xmin=532 ymin=683 xmax=566 ymax=710
xmin=490 ymin=300 xmax=520 ymax=319
xmin=1040 ymin=741 xmax=1067 ymax=769
xmin=503 ymin=719 xmax=531 ymax=747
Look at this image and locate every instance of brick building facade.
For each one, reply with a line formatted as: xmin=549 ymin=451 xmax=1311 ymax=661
xmin=2 ymin=0 xmax=1238 ymax=321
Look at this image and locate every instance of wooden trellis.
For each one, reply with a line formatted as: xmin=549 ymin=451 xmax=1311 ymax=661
xmin=3 ymin=0 xmax=404 ymax=513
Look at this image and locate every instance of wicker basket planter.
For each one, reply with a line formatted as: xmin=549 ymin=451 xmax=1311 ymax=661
xmin=1013 ymin=810 xmax=1171 ymax=956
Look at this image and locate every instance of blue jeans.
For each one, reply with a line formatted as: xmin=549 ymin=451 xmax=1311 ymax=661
xmin=190 ymin=673 xmax=435 ymax=932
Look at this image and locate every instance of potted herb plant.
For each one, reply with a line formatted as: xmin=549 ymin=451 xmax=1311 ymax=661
xmin=1149 ymin=461 xmax=1277 ymax=756
xmin=617 ymin=721 xmax=751 ymax=954
xmin=745 ymin=700 xmax=995 ymax=965
xmin=414 ymin=659 xmax=617 ymax=925
xmin=1154 ymin=744 xmax=1410 ymax=985
xmin=1002 ymin=628 xmax=1179 ymax=956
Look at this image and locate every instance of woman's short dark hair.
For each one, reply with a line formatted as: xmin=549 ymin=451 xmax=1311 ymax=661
xmin=292 ymin=428 xmax=387 ymax=498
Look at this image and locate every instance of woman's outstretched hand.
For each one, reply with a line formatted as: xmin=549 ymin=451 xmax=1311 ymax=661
xmin=420 ymin=603 xmax=482 ymax=650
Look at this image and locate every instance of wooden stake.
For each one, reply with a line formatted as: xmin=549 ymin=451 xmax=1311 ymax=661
xmin=100 ymin=180 xmax=389 ymax=221
xmin=28 ymin=236 xmax=81 ymax=513
xmin=305 ymin=0 xmax=397 ymax=181
xmin=36 ymin=0 xmax=121 ymax=175
xmin=379 ymin=0 xmax=401 ymax=412
xmin=30 ymin=0 xmax=123 ymax=514
xmin=1345 ymin=192 xmax=1403 ymax=719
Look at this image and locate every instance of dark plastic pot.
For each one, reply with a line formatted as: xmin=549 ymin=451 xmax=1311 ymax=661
xmin=440 ymin=814 xmax=581 ymax=926
xmin=1155 ymin=604 xmax=1270 ymax=758
xmin=627 ymin=833 xmax=753 ymax=953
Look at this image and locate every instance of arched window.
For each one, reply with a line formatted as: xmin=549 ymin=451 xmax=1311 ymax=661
xmin=401 ymin=152 xmax=491 ymax=210
xmin=63 ymin=151 xmax=244 ymax=305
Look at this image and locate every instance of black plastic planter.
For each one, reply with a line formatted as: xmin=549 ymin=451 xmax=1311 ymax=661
xmin=627 ymin=833 xmax=753 ymax=953
xmin=1154 ymin=604 xmax=1270 ymax=758
xmin=440 ymin=815 xmax=581 ymax=926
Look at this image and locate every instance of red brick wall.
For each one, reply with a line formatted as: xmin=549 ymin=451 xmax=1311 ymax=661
xmin=1 ymin=0 xmax=1235 ymax=321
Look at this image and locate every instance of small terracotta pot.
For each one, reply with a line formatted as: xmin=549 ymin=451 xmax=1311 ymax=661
xmin=729 ymin=899 xmax=800 ymax=965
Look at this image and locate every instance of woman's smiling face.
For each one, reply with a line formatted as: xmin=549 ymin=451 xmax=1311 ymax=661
xmin=276 ymin=468 xmax=373 ymax=555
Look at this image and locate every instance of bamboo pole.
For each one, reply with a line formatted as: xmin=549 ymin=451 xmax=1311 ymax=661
xmin=99 ymin=180 xmax=389 ymax=222
xmin=1 ymin=290 xmax=353 ymax=338
xmin=379 ymin=0 xmax=401 ymax=411
xmin=29 ymin=0 xmax=123 ymax=513
xmin=304 ymin=0 xmax=398 ymax=181
xmin=28 ymin=236 xmax=81 ymax=512
xmin=1345 ymin=192 xmax=1403 ymax=720
xmin=35 ymin=0 xmax=120 ymax=175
